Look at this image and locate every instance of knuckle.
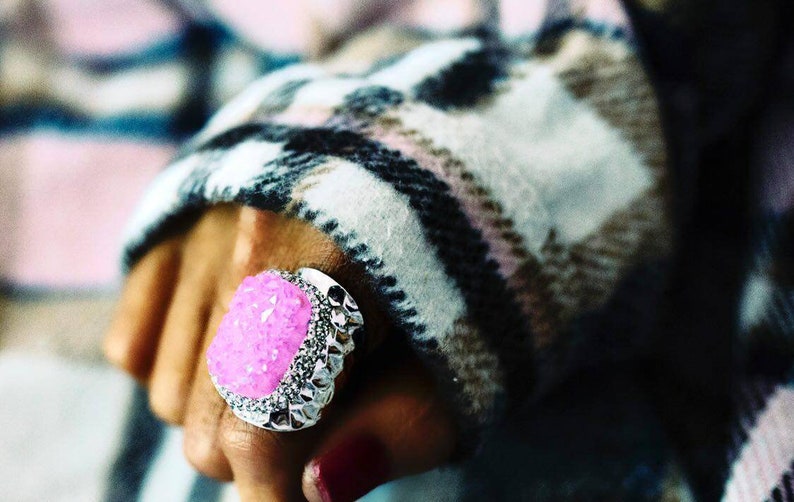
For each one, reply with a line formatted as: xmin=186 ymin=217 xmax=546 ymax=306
xmin=183 ymin=428 xmax=231 ymax=480
xmin=148 ymin=377 xmax=185 ymax=425
xmin=229 ymin=220 xmax=263 ymax=280
xmin=218 ymin=416 xmax=256 ymax=456
xmin=218 ymin=412 xmax=278 ymax=465
xmin=102 ymin=336 xmax=130 ymax=370
xmin=103 ymin=336 xmax=147 ymax=380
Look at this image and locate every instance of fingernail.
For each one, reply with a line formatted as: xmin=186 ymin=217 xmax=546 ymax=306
xmin=306 ymin=434 xmax=390 ymax=502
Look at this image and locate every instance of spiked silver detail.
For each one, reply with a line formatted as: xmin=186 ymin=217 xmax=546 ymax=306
xmin=212 ymin=268 xmax=363 ymax=431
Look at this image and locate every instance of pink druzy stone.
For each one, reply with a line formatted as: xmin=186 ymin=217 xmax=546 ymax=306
xmin=207 ymin=272 xmax=312 ymax=399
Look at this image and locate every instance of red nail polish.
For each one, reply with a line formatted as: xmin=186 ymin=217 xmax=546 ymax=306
xmin=311 ymin=434 xmax=391 ymax=502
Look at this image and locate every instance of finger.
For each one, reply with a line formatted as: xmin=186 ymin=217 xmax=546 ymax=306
xmin=183 ymin=208 xmax=279 ymax=481
xmin=149 ymin=206 xmax=238 ymax=424
xmin=104 ymin=238 xmax=182 ymax=381
xmin=302 ymin=355 xmax=456 ymax=502
xmin=219 ymin=408 xmax=327 ymax=501
xmin=182 ymin=294 xmax=236 ymax=481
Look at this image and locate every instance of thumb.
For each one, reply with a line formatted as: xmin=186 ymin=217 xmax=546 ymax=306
xmin=301 ymin=355 xmax=456 ymax=502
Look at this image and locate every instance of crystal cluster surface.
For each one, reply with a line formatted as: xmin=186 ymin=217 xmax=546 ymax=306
xmin=207 ymin=272 xmax=312 ymax=398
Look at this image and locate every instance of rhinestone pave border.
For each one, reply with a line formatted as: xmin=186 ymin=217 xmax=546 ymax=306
xmin=211 ymin=269 xmax=361 ymax=431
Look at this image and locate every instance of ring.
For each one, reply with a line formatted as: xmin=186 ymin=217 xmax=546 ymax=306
xmin=206 ymin=268 xmax=363 ymax=431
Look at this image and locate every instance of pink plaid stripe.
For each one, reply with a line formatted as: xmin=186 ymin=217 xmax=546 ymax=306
xmin=0 ymin=134 xmax=175 ymax=288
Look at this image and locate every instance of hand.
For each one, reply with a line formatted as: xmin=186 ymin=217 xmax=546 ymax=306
xmin=104 ymin=205 xmax=456 ymax=501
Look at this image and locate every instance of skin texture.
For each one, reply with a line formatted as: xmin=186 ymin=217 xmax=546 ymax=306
xmin=104 ymin=205 xmax=456 ymax=501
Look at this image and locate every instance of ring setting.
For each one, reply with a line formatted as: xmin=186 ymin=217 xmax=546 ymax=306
xmin=207 ymin=268 xmax=363 ymax=431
